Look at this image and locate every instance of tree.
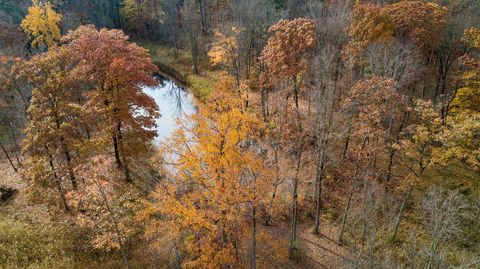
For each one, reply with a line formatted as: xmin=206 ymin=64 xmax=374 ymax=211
xmin=347 ymin=2 xmax=395 ymax=54
xmin=208 ymin=27 xmax=241 ymax=86
xmin=431 ymin=28 xmax=480 ymax=171
xmin=62 ymin=25 xmax=159 ymax=182
xmin=421 ymin=187 xmax=468 ymax=268
xmin=182 ymin=0 xmax=203 ymax=75
xmin=260 ymin=18 xmax=316 ymax=103
xmin=67 ymin=156 xmax=141 ymax=269
xmin=0 ymin=54 xmax=25 ymax=172
xmin=393 ymin=99 xmax=440 ymax=242
xmin=260 ymin=18 xmax=316 ymax=257
xmin=226 ymin=0 xmax=283 ymax=118
xmin=121 ymin=0 xmax=165 ymax=39
xmin=452 ymin=28 xmax=480 ymax=115
xmin=14 ymin=46 xmax=83 ymax=210
xmin=141 ymin=87 xmax=282 ymax=268
xmin=385 ymin=1 xmax=448 ymax=53
xmin=21 ymin=0 xmax=62 ymax=49
xmin=338 ymin=76 xmax=406 ymax=242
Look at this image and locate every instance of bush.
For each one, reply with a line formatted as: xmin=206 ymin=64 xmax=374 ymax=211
xmin=0 ymin=185 xmax=17 ymax=204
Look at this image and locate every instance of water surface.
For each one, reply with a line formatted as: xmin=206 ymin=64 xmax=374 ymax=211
xmin=143 ymin=77 xmax=196 ymax=145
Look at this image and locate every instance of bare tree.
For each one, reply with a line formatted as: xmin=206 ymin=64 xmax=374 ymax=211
xmin=422 ymin=187 xmax=468 ymax=269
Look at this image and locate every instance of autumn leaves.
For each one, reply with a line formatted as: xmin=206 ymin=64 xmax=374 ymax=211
xmin=8 ymin=0 xmax=480 ymax=268
xmin=16 ymin=25 xmax=159 ymax=210
xmin=21 ymin=0 xmax=62 ymax=49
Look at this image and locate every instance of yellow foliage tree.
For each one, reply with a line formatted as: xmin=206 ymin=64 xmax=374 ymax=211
xmin=434 ymin=28 xmax=480 ymax=170
xmin=14 ymin=46 xmax=82 ymax=211
xmin=140 ymin=88 xmax=284 ymax=268
xmin=208 ymin=28 xmax=241 ymax=85
xmin=452 ymin=28 xmax=480 ymax=114
xmin=21 ymin=0 xmax=62 ymax=49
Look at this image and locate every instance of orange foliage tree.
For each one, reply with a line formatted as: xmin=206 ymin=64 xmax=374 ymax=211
xmin=347 ymin=3 xmax=395 ymax=54
xmin=62 ymin=25 xmax=160 ymax=182
xmin=68 ymin=156 xmax=142 ymax=269
xmin=260 ymin=18 xmax=316 ymax=108
xmin=385 ymin=1 xmax=448 ymax=52
xmin=339 ymin=76 xmax=407 ymax=242
xmin=14 ymin=47 xmax=84 ymax=211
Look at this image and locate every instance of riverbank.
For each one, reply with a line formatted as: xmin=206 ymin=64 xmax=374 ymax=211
xmin=141 ymin=42 xmax=221 ymax=102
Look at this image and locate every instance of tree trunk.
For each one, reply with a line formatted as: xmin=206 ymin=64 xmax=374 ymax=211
xmin=60 ymin=136 xmax=77 ymax=190
xmin=192 ymin=38 xmax=200 ymax=75
xmin=8 ymin=121 xmax=22 ymax=166
xmin=313 ymin=136 xmax=328 ymax=234
xmin=391 ymin=185 xmax=413 ymax=242
xmin=196 ymin=0 xmax=207 ymax=34
xmin=116 ymin=121 xmax=131 ymax=182
xmin=93 ymin=176 xmax=131 ymax=269
xmin=11 ymin=80 xmax=29 ymax=114
xmin=385 ymin=111 xmax=409 ymax=183
xmin=266 ymin=145 xmax=281 ymax=225
xmin=0 ymin=142 xmax=17 ymax=173
xmin=425 ymin=241 xmax=439 ymax=269
xmin=112 ymin=134 xmax=122 ymax=168
xmin=188 ymin=9 xmax=200 ymax=76
xmin=174 ymin=244 xmax=182 ymax=269
xmin=289 ymin=75 xmax=304 ymax=259
xmin=52 ymin=97 xmax=77 ymax=189
xmin=339 ymin=136 xmax=368 ymax=243
xmin=293 ymin=78 xmax=300 ymax=117
xmin=289 ymin=147 xmax=303 ymax=259
xmin=342 ymin=126 xmax=351 ymax=159
xmin=441 ymin=84 xmax=459 ymax=125
xmin=111 ymin=0 xmax=122 ymax=29
xmin=251 ymin=203 xmax=257 ymax=269
xmin=433 ymin=59 xmax=444 ymax=100
xmin=46 ymin=146 xmax=69 ymax=212
xmin=261 ymin=88 xmax=268 ymax=122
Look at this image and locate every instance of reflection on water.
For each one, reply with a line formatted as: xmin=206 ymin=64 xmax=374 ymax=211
xmin=142 ymin=77 xmax=196 ymax=145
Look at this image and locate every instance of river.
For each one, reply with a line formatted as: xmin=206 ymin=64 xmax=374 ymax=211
xmin=142 ymin=76 xmax=196 ymax=145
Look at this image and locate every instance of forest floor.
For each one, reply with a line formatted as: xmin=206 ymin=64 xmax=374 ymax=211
xmin=298 ymin=223 xmax=350 ymax=268
xmin=0 ymin=157 xmax=33 ymax=213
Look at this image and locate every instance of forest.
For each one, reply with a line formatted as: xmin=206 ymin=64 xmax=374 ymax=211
xmin=0 ymin=0 xmax=479 ymax=268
